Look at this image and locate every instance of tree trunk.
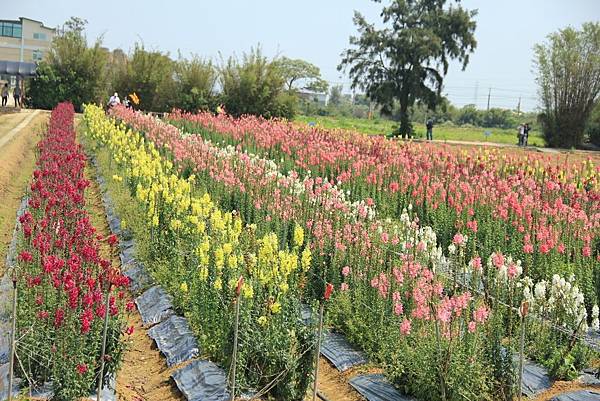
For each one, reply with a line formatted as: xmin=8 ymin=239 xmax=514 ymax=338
xmin=398 ymin=95 xmax=412 ymax=138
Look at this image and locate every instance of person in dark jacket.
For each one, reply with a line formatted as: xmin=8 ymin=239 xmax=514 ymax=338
xmin=426 ymin=118 xmax=434 ymax=140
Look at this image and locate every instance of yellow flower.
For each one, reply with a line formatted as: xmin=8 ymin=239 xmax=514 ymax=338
xmin=170 ymin=218 xmax=182 ymax=231
xmin=198 ymin=266 xmax=208 ymax=282
xmin=301 ymin=247 xmax=312 ymax=272
xmin=242 ymin=283 xmax=254 ymax=299
xmin=293 ymin=224 xmax=304 ymax=247
xmin=270 ymin=301 xmax=282 ymax=314
xmin=180 ymin=282 xmax=188 ymax=293
xmin=279 ymin=282 xmax=289 ymax=293
xmin=152 ymin=214 xmax=159 ymax=227
xmin=214 ymin=247 xmax=224 ymax=269
xmin=214 ymin=278 xmax=222 ymax=290
xmin=257 ymin=316 xmax=268 ymax=326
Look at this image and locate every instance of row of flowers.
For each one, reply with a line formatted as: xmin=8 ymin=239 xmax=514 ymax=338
xmin=13 ymin=102 xmax=132 ymax=401
xmin=107 ymin=105 xmax=599 ymax=399
xmin=167 ymin=110 xmax=600 ymax=308
xmin=83 ymin=104 xmax=319 ymax=398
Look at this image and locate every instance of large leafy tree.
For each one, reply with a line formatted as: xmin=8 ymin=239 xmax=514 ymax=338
xmin=276 ymin=57 xmax=329 ymax=93
xmin=339 ymin=0 xmax=477 ymax=137
xmin=220 ymin=47 xmax=296 ymax=118
xmin=28 ymin=17 xmax=108 ymax=111
xmin=535 ymin=22 xmax=600 ymax=148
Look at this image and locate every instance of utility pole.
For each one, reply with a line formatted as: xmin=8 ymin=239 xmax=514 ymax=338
xmin=487 ymin=88 xmax=491 ymax=111
xmin=517 ymin=96 xmax=521 ymax=115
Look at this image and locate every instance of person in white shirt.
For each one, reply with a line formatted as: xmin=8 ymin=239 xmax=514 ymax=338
xmin=107 ymin=92 xmax=120 ymax=108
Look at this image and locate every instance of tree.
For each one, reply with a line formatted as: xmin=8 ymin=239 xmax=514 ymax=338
xmin=329 ymin=85 xmax=343 ymax=106
xmin=338 ymin=0 xmax=477 ymax=137
xmin=535 ymin=22 xmax=600 ymax=148
xmin=276 ymin=57 xmax=329 ymax=93
xmin=28 ymin=17 xmax=108 ymax=111
xmin=174 ymin=54 xmax=217 ymax=112
xmin=219 ymin=47 xmax=295 ymax=118
xmin=113 ymin=44 xmax=176 ymax=111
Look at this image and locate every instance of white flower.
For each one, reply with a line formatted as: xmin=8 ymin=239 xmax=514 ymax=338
xmin=534 ymin=281 xmax=547 ymax=300
xmin=448 ymin=243 xmax=457 ymax=255
xmin=591 ymin=305 xmax=599 ymax=319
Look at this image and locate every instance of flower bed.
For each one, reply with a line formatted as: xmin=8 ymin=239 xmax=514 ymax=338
xmin=167 ymin=110 xmax=600 ymax=307
xmin=83 ymin=104 xmax=315 ymax=399
xmin=106 ymin=106 xmax=599 ymax=400
xmin=10 ymin=102 xmax=131 ymax=401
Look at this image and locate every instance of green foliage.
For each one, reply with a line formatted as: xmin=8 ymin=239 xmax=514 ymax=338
xmin=339 ymin=0 xmax=478 ymax=137
xmin=173 ymin=55 xmax=218 ymax=112
xmin=111 ymin=44 xmax=176 ymax=111
xmin=220 ymin=47 xmax=295 ymax=118
xmin=275 ymin=56 xmax=328 ymax=93
xmin=535 ymin=22 xmax=600 ymax=148
xmin=27 ymin=17 xmax=108 ymax=111
xmin=328 ymin=85 xmax=343 ymax=106
xmin=585 ymin=102 xmax=600 ymax=146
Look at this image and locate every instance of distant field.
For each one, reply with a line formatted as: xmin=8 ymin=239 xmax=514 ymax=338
xmin=295 ymin=114 xmax=546 ymax=147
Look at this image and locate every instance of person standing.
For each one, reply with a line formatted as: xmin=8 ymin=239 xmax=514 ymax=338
xmin=523 ymin=123 xmax=531 ymax=147
xmin=1 ymin=83 xmax=8 ymax=107
xmin=517 ymin=123 xmax=525 ymax=146
xmin=13 ymin=84 xmax=22 ymax=108
xmin=426 ymin=118 xmax=434 ymax=140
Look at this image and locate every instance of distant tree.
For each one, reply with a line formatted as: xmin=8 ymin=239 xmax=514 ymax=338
xmin=328 ymin=85 xmax=343 ymax=106
xmin=456 ymin=104 xmax=481 ymax=126
xmin=114 ymin=44 xmax=176 ymax=111
xmin=174 ymin=54 xmax=217 ymax=112
xmin=276 ymin=57 xmax=329 ymax=93
xmin=28 ymin=17 xmax=107 ymax=111
xmin=586 ymin=102 xmax=600 ymax=147
xmin=220 ymin=46 xmax=295 ymax=118
xmin=339 ymin=0 xmax=477 ymax=137
xmin=535 ymin=22 xmax=600 ymax=148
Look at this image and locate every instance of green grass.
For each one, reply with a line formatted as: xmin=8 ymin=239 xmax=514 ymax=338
xmin=294 ymin=114 xmax=546 ymax=147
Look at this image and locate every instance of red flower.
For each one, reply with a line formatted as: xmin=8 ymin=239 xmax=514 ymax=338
xmin=54 ymin=308 xmax=65 ymax=328
xmin=324 ymin=283 xmax=334 ymax=301
xmin=125 ymin=326 xmax=134 ymax=335
xmin=18 ymin=250 xmax=33 ymax=263
xmin=106 ymin=234 xmax=118 ymax=246
xmin=76 ymin=363 xmax=88 ymax=375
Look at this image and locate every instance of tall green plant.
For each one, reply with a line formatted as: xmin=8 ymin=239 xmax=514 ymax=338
xmin=535 ymin=22 xmax=600 ymax=148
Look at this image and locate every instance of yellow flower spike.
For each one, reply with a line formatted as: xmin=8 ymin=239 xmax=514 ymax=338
xmin=293 ymin=224 xmax=304 ymax=247
xmin=180 ymin=282 xmax=188 ymax=293
xmin=270 ymin=302 xmax=282 ymax=314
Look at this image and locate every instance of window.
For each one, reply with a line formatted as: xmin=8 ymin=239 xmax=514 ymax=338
xmin=32 ymin=50 xmax=44 ymax=61
xmin=33 ymin=32 xmax=47 ymax=40
xmin=0 ymin=22 xmax=22 ymax=38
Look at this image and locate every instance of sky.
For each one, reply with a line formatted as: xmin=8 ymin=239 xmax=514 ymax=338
xmin=6 ymin=0 xmax=600 ymax=112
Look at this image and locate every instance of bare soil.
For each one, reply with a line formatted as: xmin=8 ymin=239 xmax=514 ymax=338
xmin=533 ymin=381 xmax=600 ymax=401
xmin=0 ymin=110 xmax=47 ymax=273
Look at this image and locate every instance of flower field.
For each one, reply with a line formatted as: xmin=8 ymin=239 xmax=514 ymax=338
xmin=75 ymin=104 xmax=599 ymax=401
xmin=7 ymin=103 xmax=132 ymax=400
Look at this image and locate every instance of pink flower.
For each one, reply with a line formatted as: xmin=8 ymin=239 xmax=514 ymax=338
xmin=523 ymin=243 xmax=534 ymax=254
xmin=394 ymin=302 xmax=404 ymax=316
xmin=466 ymin=220 xmax=478 ymax=233
xmin=468 ymin=321 xmax=477 ymax=333
xmin=400 ymin=318 xmax=411 ymax=335
xmin=452 ymin=233 xmax=466 ymax=246
xmin=340 ymin=282 xmax=349 ymax=292
xmin=492 ymin=252 xmax=505 ymax=268
xmin=470 ymin=257 xmax=482 ymax=272
xmin=473 ymin=305 xmax=489 ymax=323
xmin=341 ymin=266 xmax=350 ymax=277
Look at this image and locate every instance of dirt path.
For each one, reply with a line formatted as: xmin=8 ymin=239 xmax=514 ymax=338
xmin=533 ymin=381 xmax=600 ymax=401
xmin=0 ymin=110 xmax=48 ymax=272
xmin=308 ymin=358 xmax=365 ymax=401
